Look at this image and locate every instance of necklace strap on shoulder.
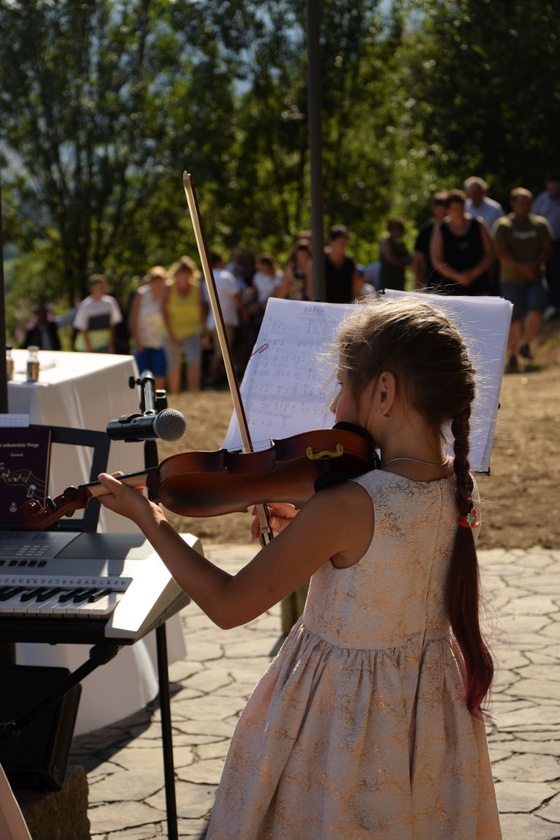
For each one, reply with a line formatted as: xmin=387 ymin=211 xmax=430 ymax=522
xmin=381 ymin=455 xmax=449 ymax=469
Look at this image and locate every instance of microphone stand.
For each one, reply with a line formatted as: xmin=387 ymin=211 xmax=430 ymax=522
xmin=127 ymin=369 xmax=179 ymax=840
xmin=131 ymin=369 xmax=162 ymax=474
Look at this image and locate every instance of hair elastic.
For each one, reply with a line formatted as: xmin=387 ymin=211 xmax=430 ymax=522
xmin=458 ymin=508 xmax=479 ymax=529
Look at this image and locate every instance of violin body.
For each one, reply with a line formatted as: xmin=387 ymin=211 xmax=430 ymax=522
xmin=20 ymin=425 xmax=377 ymax=530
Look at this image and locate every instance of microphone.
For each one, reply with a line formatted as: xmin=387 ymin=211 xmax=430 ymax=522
xmin=106 ymin=409 xmax=187 ymax=442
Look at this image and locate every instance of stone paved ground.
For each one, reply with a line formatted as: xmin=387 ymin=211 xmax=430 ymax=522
xmin=68 ymin=544 xmax=560 ymax=840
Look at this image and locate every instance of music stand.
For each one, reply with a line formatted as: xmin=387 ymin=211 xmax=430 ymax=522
xmin=46 ymin=426 xmax=111 ymax=533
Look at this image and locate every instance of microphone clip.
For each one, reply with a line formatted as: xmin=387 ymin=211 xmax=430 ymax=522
xmin=128 ymin=370 xmax=168 ymax=414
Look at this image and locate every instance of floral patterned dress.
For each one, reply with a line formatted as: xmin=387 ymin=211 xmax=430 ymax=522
xmin=206 ymin=470 xmax=502 ymax=840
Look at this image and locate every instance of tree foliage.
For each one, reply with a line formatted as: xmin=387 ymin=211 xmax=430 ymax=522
xmin=0 ymin=0 xmax=240 ymax=301
xmin=1 ymin=0 xmax=560 ymax=312
xmin=402 ymin=0 xmax=560 ymax=202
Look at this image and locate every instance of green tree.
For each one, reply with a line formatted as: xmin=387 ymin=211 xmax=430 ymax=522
xmin=0 ymin=0 xmax=241 ymax=301
xmin=0 ymin=0 xmax=437 ymax=300
xmin=199 ymin=0 xmax=419 ymax=261
xmin=403 ymin=0 xmax=560 ymax=200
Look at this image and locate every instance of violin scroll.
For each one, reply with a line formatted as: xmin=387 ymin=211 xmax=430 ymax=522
xmin=20 ymin=486 xmax=92 ymax=530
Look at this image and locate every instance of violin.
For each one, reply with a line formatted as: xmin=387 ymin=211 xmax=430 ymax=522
xmin=20 ymin=424 xmax=378 ymax=531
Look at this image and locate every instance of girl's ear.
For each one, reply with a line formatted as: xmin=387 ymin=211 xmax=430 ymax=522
xmin=376 ymin=371 xmax=397 ymax=417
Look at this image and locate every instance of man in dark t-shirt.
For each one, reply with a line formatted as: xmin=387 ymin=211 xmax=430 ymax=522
xmin=324 ymin=225 xmax=362 ymax=303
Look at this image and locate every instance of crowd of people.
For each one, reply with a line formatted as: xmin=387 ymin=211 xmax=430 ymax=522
xmin=19 ymin=172 xmax=560 ymax=383
xmin=370 ymin=174 xmax=558 ymax=374
xmin=408 ymin=174 xmax=559 ymax=373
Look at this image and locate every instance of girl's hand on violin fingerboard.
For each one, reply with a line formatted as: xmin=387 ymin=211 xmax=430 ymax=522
xmin=251 ymin=503 xmax=298 ymax=540
xmin=98 ymin=472 xmax=156 ymax=523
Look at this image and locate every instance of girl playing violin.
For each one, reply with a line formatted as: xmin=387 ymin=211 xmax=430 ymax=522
xmin=97 ymin=296 xmax=501 ymax=839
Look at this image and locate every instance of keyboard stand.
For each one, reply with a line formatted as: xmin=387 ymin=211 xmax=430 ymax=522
xmin=155 ymin=622 xmax=179 ymax=840
xmin=0 ymin=629 xmax=180 ymax=840
xmin=0 ymin=642 xmax=122 ymax=742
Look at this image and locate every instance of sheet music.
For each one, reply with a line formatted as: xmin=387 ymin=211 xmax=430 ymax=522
xmin=224 ymin=294 xmax=512 ymax=473
xmin=224 ymin=300 xmax=355 ymax=447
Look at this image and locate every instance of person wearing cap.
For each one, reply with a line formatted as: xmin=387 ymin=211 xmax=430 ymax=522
xmin=532 ymin=174 xmax=560 ymax=319
xmin=493 ymin=188 xmax=552 ymax=373
xmin=73 ymin=274 xmax=123 ymax=353
xmin=323 ymin=225 xmax=363 ymax=303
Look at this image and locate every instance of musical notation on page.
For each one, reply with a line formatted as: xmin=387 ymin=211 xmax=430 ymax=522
xmin=224 ymin=295 xmax=512 ymax=474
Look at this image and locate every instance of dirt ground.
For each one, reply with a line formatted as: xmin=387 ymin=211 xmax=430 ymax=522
xmin=158 ymin=320 xmax=560 ymax=552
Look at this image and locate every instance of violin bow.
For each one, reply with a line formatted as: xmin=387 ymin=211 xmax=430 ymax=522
xmin=182 ymin=172 xmax=273 ymax=546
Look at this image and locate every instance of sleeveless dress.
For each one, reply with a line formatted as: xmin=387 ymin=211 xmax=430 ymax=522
xmin=166 ymin=279 xmax=201 ymax=340
xmin=205 ymin=470 xmax=502 ymax=840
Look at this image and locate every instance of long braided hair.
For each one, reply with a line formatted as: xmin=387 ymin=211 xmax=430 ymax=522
xmin=337 ymin=297 xmax=494 ymax=717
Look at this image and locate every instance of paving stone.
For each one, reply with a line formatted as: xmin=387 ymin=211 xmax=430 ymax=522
xmin=492 ymin=753 xmax=560 ymax=783
xmin=537 ymin=793 xmax=560 ymax=824
xmin=505 ymin=679 xmax=560 ymax=702
xmin=89 ymin=801 xmax=167 ymax=835
xmin=89 ymin=769 xmax=164 ymax=803
xmin=499 ymin=812 xmax=560 ymax=839
xmin=491 ymin=738 xmax=560 ymax=758
xmin=495 ymin=780 xmax=557 ymax=812
xmin=501 ymin=705 xmax=560 ymax=729
xmin=499 ymin=615 xmax=552 ymax=635
xmin=517 ymin=663 xmax=560 ymax=682
xmin=146 ymin=779 xmax=216 ymax=820
xmin=176 ymin=757 xmax=225 ymax=785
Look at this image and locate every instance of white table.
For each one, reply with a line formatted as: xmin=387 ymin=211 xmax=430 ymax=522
xmin=5 ymin=350 xmax=188 ymax=734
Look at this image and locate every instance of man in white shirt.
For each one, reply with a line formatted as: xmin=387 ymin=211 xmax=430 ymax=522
xmin=532 ymin=173 xmax=560 ymax=319
xmin=73 ymin=274 xmax=122 ymax=352
xmin=464 ymin=176 xmax=504 ymax=228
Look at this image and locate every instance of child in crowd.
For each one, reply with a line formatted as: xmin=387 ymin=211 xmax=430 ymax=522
xmin=96 ymin=296 xmax=501 ymax=839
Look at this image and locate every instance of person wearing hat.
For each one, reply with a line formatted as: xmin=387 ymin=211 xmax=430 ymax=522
xmin=532 ymin=173 xmax=560 ymax=319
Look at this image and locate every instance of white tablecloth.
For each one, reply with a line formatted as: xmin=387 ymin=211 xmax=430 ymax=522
xmin=5 ymin=350 xmax=188 ymax=734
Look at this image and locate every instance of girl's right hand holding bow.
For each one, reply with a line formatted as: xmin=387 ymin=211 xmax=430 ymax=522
xmin=250 ymin=503 xmax=298 ymax=540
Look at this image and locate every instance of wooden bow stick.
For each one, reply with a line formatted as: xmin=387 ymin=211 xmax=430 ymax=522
xmin=182 ymin=172 xmax=273 ymax=545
